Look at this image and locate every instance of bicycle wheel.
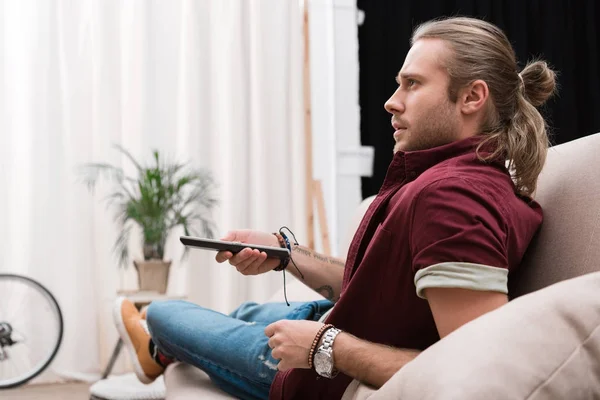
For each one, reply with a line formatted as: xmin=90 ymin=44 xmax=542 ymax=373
xmin=0 ymin=274 xmax=63 ymax=389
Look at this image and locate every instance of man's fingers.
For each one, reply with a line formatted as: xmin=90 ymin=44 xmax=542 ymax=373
xmin=257 ymin=257 xmax=280 ymax=274
xmin=216 ymin=248 xmax=254 ymax=267
xmin=277 ymin=360 xmax=290 ymax=371
xmin=215 ymin=251 xmax=233 ymax=263
xmin=235 ymin=250 xmax=262 ymax=273
xmin=237 ymin=249 xmax=261 ymax=268
xmin=228 ymin=248 xmax=254 ymax=266
xmin=265 ymin=322 xmax=278 ymax=337
xmin=245 ymin=252 xmax=268 ymax=274
xmin=268 ymin=335 xmax=281 ymax=349
xmin=271 ymin=348 xmax=282 ymax=360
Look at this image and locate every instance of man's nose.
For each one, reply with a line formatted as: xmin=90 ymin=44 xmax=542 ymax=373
xmin=384 ymin=89 xmax=405 ymax=114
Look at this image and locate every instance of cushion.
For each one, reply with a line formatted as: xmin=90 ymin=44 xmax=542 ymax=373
xmin=510 ymin=132 xmax=600 ymax=297
xmin=164 ymin=363 xmax=236 ymax=400
xmin=363 ymin=272 xmax=600 ymax=400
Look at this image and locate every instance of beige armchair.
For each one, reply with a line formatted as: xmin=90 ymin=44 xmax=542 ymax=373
xmin=165 ymin=132 xmax=600 ymax=399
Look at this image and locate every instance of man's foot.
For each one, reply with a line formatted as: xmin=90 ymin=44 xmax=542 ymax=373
xmin=113 ymin=297 xmax=164 ymax=383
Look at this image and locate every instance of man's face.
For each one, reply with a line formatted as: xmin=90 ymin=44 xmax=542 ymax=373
xmin=385 ymin=38 xmax=462 ymax=153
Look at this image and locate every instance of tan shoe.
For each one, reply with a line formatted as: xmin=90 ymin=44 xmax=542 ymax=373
xmin=113 ymin=297 xmax=164 ymax=383
xmin=140 ymin=305 xmax=149 ymax=319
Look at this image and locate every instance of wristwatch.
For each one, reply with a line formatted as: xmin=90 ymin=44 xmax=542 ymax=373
xmin=313 ymin=327 xmax=342 ymax=378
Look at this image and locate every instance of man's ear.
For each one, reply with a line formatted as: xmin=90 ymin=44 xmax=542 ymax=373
xmin=459 ymin=79 xmax=489 ymax=115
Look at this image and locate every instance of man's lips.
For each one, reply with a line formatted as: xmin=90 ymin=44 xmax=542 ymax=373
xmin=392 ymin=121 xmax=408 ymax=130
xmin=393 ymin=128 xmax=406 ymax=140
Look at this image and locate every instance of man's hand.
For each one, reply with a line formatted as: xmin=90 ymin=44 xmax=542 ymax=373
xmin=264 ymin=320 xmax=324 ymax=371
xmin=215 ymin=229 xmax=345 ymax=300
xmin=265 ymin=320 xmax=421 ymax=387
xmin=215 ymin=230 xmax=281 ymax=275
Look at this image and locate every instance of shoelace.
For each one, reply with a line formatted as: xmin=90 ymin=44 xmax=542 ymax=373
xmin=139 ymin=319 xmax=150 ymax=336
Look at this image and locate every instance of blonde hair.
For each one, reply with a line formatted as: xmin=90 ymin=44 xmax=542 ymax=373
xmin=412 ymin=17 xmax=557 ymax=197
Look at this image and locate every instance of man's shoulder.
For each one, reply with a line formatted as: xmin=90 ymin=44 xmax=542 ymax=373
xmin=386 ymin=159 xmax=517 ymax=224
xmin=416 ymin=157 xmax=515 ymax=202
xmin=409 ymin=164 xmax=504 ymax=194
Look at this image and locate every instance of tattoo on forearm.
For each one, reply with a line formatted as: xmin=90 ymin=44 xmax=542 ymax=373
xmin=293 ymin=246 xmax=345 ymax=267
xmin=329 ymin=258 xmax=345 ymax=267
xmin=314 ymin=253 xmax=329 ymax=263
xmin=315 ymin=285 xmax=335 ymax=300
xmin=316 ymin=253 xmax=345 ymax=267
xmin=293 ymin=246 xmax=312 ymax=257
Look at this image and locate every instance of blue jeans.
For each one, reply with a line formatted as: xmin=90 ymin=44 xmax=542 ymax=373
xmin=146 ymin=299 xmax=334 ymax=400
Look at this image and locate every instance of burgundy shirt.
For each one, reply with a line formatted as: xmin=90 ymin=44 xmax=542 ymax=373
xmin=269 ymin=136 xmax=543 ymax=399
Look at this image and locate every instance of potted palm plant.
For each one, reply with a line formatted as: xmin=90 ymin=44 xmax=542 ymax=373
xmin=80 ymin=145 xmax=217 ymax=293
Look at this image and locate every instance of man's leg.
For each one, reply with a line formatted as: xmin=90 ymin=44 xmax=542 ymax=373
xmin=146 ymin=299 xmax=333 ymax=400
xmin=228 ymin=300 xmax=330 ymax=324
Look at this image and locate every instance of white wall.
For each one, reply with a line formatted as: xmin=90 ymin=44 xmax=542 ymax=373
xmin=308 ymin=0 xmax=372 ymax=257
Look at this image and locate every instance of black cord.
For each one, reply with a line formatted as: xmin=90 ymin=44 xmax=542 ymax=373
xmin=279 ymin=227 xmax=304 ymax=279
xmin=282 ymin=269 xmax=290 ymax=306
xmin=279 ymin=226 xmax=299 ymax=245
xmin=278 ymin=226 xmax=304 ymax=306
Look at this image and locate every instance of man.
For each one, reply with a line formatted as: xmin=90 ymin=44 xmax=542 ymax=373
xmin=114 ymin=17 xmax=556 ymax=399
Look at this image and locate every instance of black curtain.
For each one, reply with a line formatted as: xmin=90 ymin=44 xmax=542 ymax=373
xmin=358 ymin=0 xmax=600 ymax=198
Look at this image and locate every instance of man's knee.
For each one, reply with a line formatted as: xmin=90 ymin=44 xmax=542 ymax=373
xmin=146 ymin=300 xmax=186 ymax=336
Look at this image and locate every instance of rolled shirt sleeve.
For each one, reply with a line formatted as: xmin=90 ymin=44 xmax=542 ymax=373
xmin=414 ymin=262 xmax=508 ymax=299
xmin=410 ymin=177 xmax=509 ymax=299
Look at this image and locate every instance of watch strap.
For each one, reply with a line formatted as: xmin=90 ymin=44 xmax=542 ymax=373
xmin=308 ymin=324 xmax=333 ymax=369
xmin=315 ymin=327 xmax=342 ymax=378
xmin=320 ymin=327 xmax=341 ymax=352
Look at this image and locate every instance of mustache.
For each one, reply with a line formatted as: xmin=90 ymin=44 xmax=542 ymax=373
xmin=391 ymin=117 xmax=409 ymax=128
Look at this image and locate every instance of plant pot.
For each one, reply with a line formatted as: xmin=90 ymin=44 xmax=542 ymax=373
xmin=133 ymin=259 xmax=172 ymax=294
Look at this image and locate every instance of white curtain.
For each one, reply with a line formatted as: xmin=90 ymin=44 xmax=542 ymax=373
xmin=0 ymin=0 xmax=306 ymax=382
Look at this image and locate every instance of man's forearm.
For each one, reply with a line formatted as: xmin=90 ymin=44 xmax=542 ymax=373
xmin=287 ymin=245 xmax=345 ymax=301
xmin=333 ymin=332 xmax=420 ymax=388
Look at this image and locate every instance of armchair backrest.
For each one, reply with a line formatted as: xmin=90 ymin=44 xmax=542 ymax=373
xmin=509 ymin=132 xmax=600 ymax=297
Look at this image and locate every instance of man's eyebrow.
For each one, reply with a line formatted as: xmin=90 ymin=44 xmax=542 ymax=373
xmin=398 ymin=72 xmax=426 ymax=82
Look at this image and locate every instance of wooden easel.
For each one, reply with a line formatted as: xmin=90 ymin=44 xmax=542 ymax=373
xmin=303 ymin=4 xmax=331 ymax=255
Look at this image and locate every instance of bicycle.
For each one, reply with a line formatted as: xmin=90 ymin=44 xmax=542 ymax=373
xmin=0 ymin=273 xmax=63 ymax=389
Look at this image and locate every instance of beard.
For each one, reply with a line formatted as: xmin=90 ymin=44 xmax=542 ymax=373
xmin=393 ymin=100 xmax=460 ymax=153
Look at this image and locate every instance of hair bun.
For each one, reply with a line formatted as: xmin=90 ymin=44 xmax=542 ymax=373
xmin=520 ymin=61 xmax=557 ymax=107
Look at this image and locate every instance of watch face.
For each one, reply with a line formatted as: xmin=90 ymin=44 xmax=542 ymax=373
xmin=314 ymin=351 xmax=331 ymax=375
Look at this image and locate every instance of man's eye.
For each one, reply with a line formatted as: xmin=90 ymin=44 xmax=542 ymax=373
xmin=407 ymin=79 xmax=417 ymax=87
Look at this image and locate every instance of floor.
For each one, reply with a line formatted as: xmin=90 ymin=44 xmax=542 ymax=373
xmin=3 ymin=382 xmax=91 ymax=400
